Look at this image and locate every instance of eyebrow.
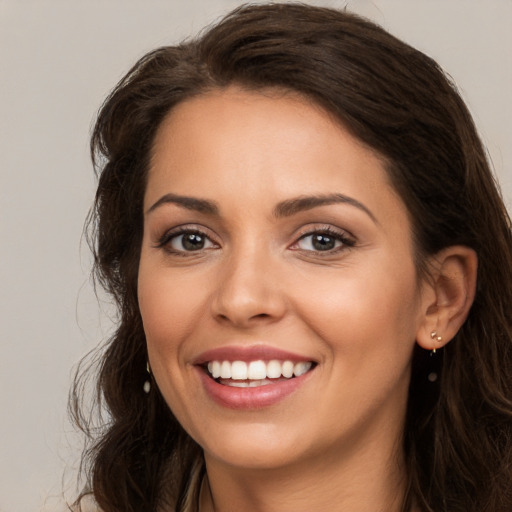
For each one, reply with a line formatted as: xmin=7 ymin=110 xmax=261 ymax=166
xmin=146 ymin=193 xmax=219 ymax=215
xmin=146 ymin=192 xmax=376 ymax=223
xmin=273 ymin=193 xmax=377 ymax=223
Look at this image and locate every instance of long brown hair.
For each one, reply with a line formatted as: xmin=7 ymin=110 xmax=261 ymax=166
xmin=71 ymin=3 xmax=512 ymax=511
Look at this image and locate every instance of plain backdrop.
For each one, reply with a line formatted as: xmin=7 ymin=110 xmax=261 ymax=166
xmin=1 ymin=1 xmax=510 ymax=510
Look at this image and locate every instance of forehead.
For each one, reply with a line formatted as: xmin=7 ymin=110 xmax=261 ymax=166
xmin=147 ymin=87 xmax=391 ymax=200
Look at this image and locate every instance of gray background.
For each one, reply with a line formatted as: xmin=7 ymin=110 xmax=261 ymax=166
xmin=1 ymin=1 xmax=510 ymax=510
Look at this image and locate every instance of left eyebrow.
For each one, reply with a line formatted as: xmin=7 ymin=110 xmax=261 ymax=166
xmin=145 ymin=193 xmax=219 ymax=216
xmin=273 ymin=193 xmax=377 ymax=224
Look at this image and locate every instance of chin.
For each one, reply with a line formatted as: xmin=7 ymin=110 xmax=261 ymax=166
xmin=198 ymin=422 xmax=308 ymax=470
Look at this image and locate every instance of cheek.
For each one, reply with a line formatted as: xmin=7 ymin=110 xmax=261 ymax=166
xmin=138 ymin=262 xmax=206 ymax=344
xmin=137 ymin=264 xmax=205 ymax=421
xmin=291 ymin=265 xmax=422 ymax=428
xmin=290 ymin=261 xmax=422 ymax=359
xmin=138 ymin=270 xmax=193 ymax=390
xmin=138 ymin=276 xmax=176 ymax=343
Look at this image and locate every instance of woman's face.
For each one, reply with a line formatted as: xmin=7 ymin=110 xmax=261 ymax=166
xmin=138 ymin=87 xmax=430 ymax=471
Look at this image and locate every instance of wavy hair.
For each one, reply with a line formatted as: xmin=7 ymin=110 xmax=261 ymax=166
xmin=71 ymin=3 xmax=512 ymax=511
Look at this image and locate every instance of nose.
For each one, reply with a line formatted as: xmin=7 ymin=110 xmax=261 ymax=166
xmin=210 ymin=245 xmax=287 ymax=328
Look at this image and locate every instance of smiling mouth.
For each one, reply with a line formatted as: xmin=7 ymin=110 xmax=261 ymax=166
xmin=205 ymin=359 xmax=315 ymax=388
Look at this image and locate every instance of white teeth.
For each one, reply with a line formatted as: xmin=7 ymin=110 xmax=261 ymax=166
xmin=293 ymin=361 xmax=312 ymax=377
xmin=266 ymin=360 xmax=282 ymax=379
xmin=231 ymin=361 xmax=248 ymax=380
xmin=210 ymin=361 xmax=221 ymax=379
xmin=206 ymin=359 xmax=313 ymax=381
xmin=228 ymin=380 xmax=250 ymax=388
xmin=220 ymin=361 xmax=232 ymax=379
xmin=226 ymin=379 xmax=274 ymax=388
xmin=249 ymin=379 xmax=273 ymax=387
xmin=248 ymin=360 xmax=267 ymax=379
xmin=282 ymin=360 xmax=294 ymax=378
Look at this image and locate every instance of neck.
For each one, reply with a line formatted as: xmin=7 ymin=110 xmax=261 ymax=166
xmin=200 ymin=432 xmax=409 ymax=512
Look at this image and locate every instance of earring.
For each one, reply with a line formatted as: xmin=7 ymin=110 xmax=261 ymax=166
xmin=430 ymin=330 xmax=442 ymax=354
xmin=143 ymin=361 xmax=151 ymax=394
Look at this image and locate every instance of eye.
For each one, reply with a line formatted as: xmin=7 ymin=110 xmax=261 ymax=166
xmin=158 ymin=228 xmax=217 ymax=253
xmin=291 ymin=227 xmax=355 ymax=253
xmin=297 ymin=233 xmax=341 ymax=251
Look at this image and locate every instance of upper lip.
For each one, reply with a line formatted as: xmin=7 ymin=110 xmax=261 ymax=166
xmin=194 ymin=345 xmax=315 ymax=365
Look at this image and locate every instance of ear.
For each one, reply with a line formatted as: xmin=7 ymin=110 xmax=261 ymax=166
xmin=416 ymin=246 xmax=478 ymax=351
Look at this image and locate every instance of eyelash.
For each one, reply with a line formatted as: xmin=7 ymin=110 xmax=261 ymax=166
xmin=155 ymin=225 xmax=355 ymax=256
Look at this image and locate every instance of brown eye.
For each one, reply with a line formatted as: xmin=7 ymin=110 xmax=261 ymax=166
xmin=168 ymin=231 xmax=215 ymax=252
xmin=311 ymin=234 xmax=337 ymax=251
xmin=296 ymin=232 xmax=343 ymax=252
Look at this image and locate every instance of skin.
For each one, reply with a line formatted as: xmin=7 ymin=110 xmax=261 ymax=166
xmin=138 ymin=87 xmax=476 ymax=512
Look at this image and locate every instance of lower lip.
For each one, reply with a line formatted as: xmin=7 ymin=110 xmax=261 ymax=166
xmin=197 ymin=368 xmax=313 ymax=409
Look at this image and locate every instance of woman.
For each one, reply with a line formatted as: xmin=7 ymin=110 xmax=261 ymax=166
xmin=72 ymin=3 xmax=512 ymax=511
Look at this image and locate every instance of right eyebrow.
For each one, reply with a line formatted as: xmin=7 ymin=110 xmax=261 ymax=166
xmin=145 ymin=193 xmax=219 ymax=216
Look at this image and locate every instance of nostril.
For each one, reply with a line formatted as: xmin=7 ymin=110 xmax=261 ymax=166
xmin=211 ymin=280 xmax=287 ymax=326
xmin=214 ymin=310 xmax=275 ymax=324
